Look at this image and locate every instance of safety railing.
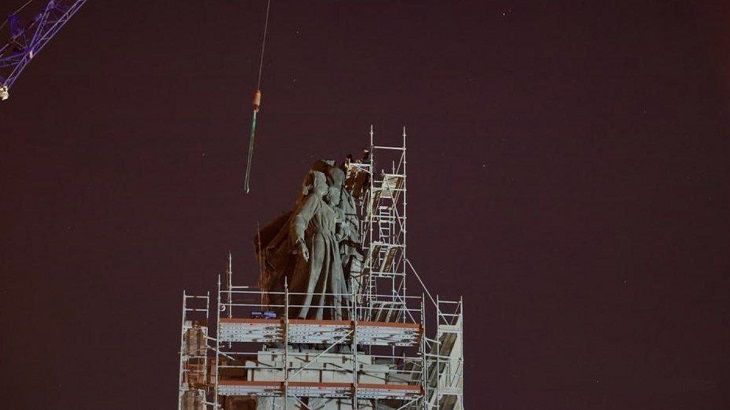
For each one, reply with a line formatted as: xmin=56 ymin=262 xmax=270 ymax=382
xmin=219 ymin=285 xmax=422 ymax=326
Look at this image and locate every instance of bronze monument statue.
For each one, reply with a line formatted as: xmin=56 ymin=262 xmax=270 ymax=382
xmin=256 ymin=159 xmax=365 ymax=320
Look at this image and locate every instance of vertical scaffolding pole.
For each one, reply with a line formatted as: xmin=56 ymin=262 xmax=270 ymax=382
xmin=436 ymin=294 xmax=440 ymax=409
xmin=227 ymin=253 xmax=233 ymax=319
xmin=365 ymin=124 xmax=377 ymax=320
xmin=178 ymin=291 xmax=186 ymax=410
xmin=205 ymin=291 xmax=211 ymax=408
xmin=353 ymin=303 xmax=359 ymax=409
xmin=214 ymin=275 xmax=221 ymax=409
xmin=284 ymin=277 xmax=289 ymax=410
xmin=460 ymin=296 xmax=465 ymax=409
xmin=402 ymin=126 xmax=408 ymax=322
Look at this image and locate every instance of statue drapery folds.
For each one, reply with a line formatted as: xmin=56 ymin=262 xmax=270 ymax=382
xmin=256 ymin=159 xmax=365 ymax=320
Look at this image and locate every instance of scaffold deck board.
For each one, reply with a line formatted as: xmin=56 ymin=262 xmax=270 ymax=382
xmin=217 ymin=380 xmax=421 ymax=399
xmin=218 ymin=318 xmax=284 ymax=343
xmin=218 ymin=318 xmax=420 ymax=346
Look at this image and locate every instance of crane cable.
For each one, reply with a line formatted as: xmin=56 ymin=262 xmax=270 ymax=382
xmin=244 ymin=0 xmax=272 ymax=194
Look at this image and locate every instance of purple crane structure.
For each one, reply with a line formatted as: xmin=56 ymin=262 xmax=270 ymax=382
xmin=0 ymin=0 xmax=87 ymax=101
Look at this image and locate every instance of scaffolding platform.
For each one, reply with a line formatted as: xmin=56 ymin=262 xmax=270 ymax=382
xmin=218 ymin=318 xmax=421 ymax=346
xmin=218 ymin=381 xmax=421 ymax=400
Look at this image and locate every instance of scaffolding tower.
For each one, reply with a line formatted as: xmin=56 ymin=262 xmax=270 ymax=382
xmin=178 ymin=128 xmax=464 ymax=409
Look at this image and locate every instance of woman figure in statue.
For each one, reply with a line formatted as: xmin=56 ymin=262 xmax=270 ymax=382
xmin=289 ymin=170 xmax=347 ymax=320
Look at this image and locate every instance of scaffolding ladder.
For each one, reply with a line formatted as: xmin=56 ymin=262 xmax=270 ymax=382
xmin=178 ymin=291 xmax=212 ymax=410
xmin=362 ymin=126 xmax=409 ymax=325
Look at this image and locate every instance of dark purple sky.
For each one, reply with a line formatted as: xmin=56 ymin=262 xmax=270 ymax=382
xmin=1 ymin=1 xmax=729 ymax=409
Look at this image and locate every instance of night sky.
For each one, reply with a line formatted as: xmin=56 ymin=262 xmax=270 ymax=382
xmin=1 ymin=1 xmax=729 ymax=409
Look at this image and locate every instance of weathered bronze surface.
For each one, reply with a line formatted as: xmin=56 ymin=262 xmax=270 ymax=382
xmin=257 ymin=159 xmax=365 ymax=320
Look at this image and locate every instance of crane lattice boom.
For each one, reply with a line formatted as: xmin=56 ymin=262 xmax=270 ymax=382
xmin=0 ymin=0 xmax=87 ymax=101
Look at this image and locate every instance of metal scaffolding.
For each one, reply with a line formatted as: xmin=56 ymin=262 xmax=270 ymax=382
xmin=177 ymin=128 xmax=464 ymax=409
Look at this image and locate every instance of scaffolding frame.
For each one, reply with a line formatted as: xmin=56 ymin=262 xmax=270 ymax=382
xmin=177 ymin=127 xmax=464 ymax=409
xmin=362 ymin=126 xmax=410 ymax=326
xmin=212 ymin=282 xmax=425 ymax=408
xmin=178 ymin=291 xmax=212 ymax=410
